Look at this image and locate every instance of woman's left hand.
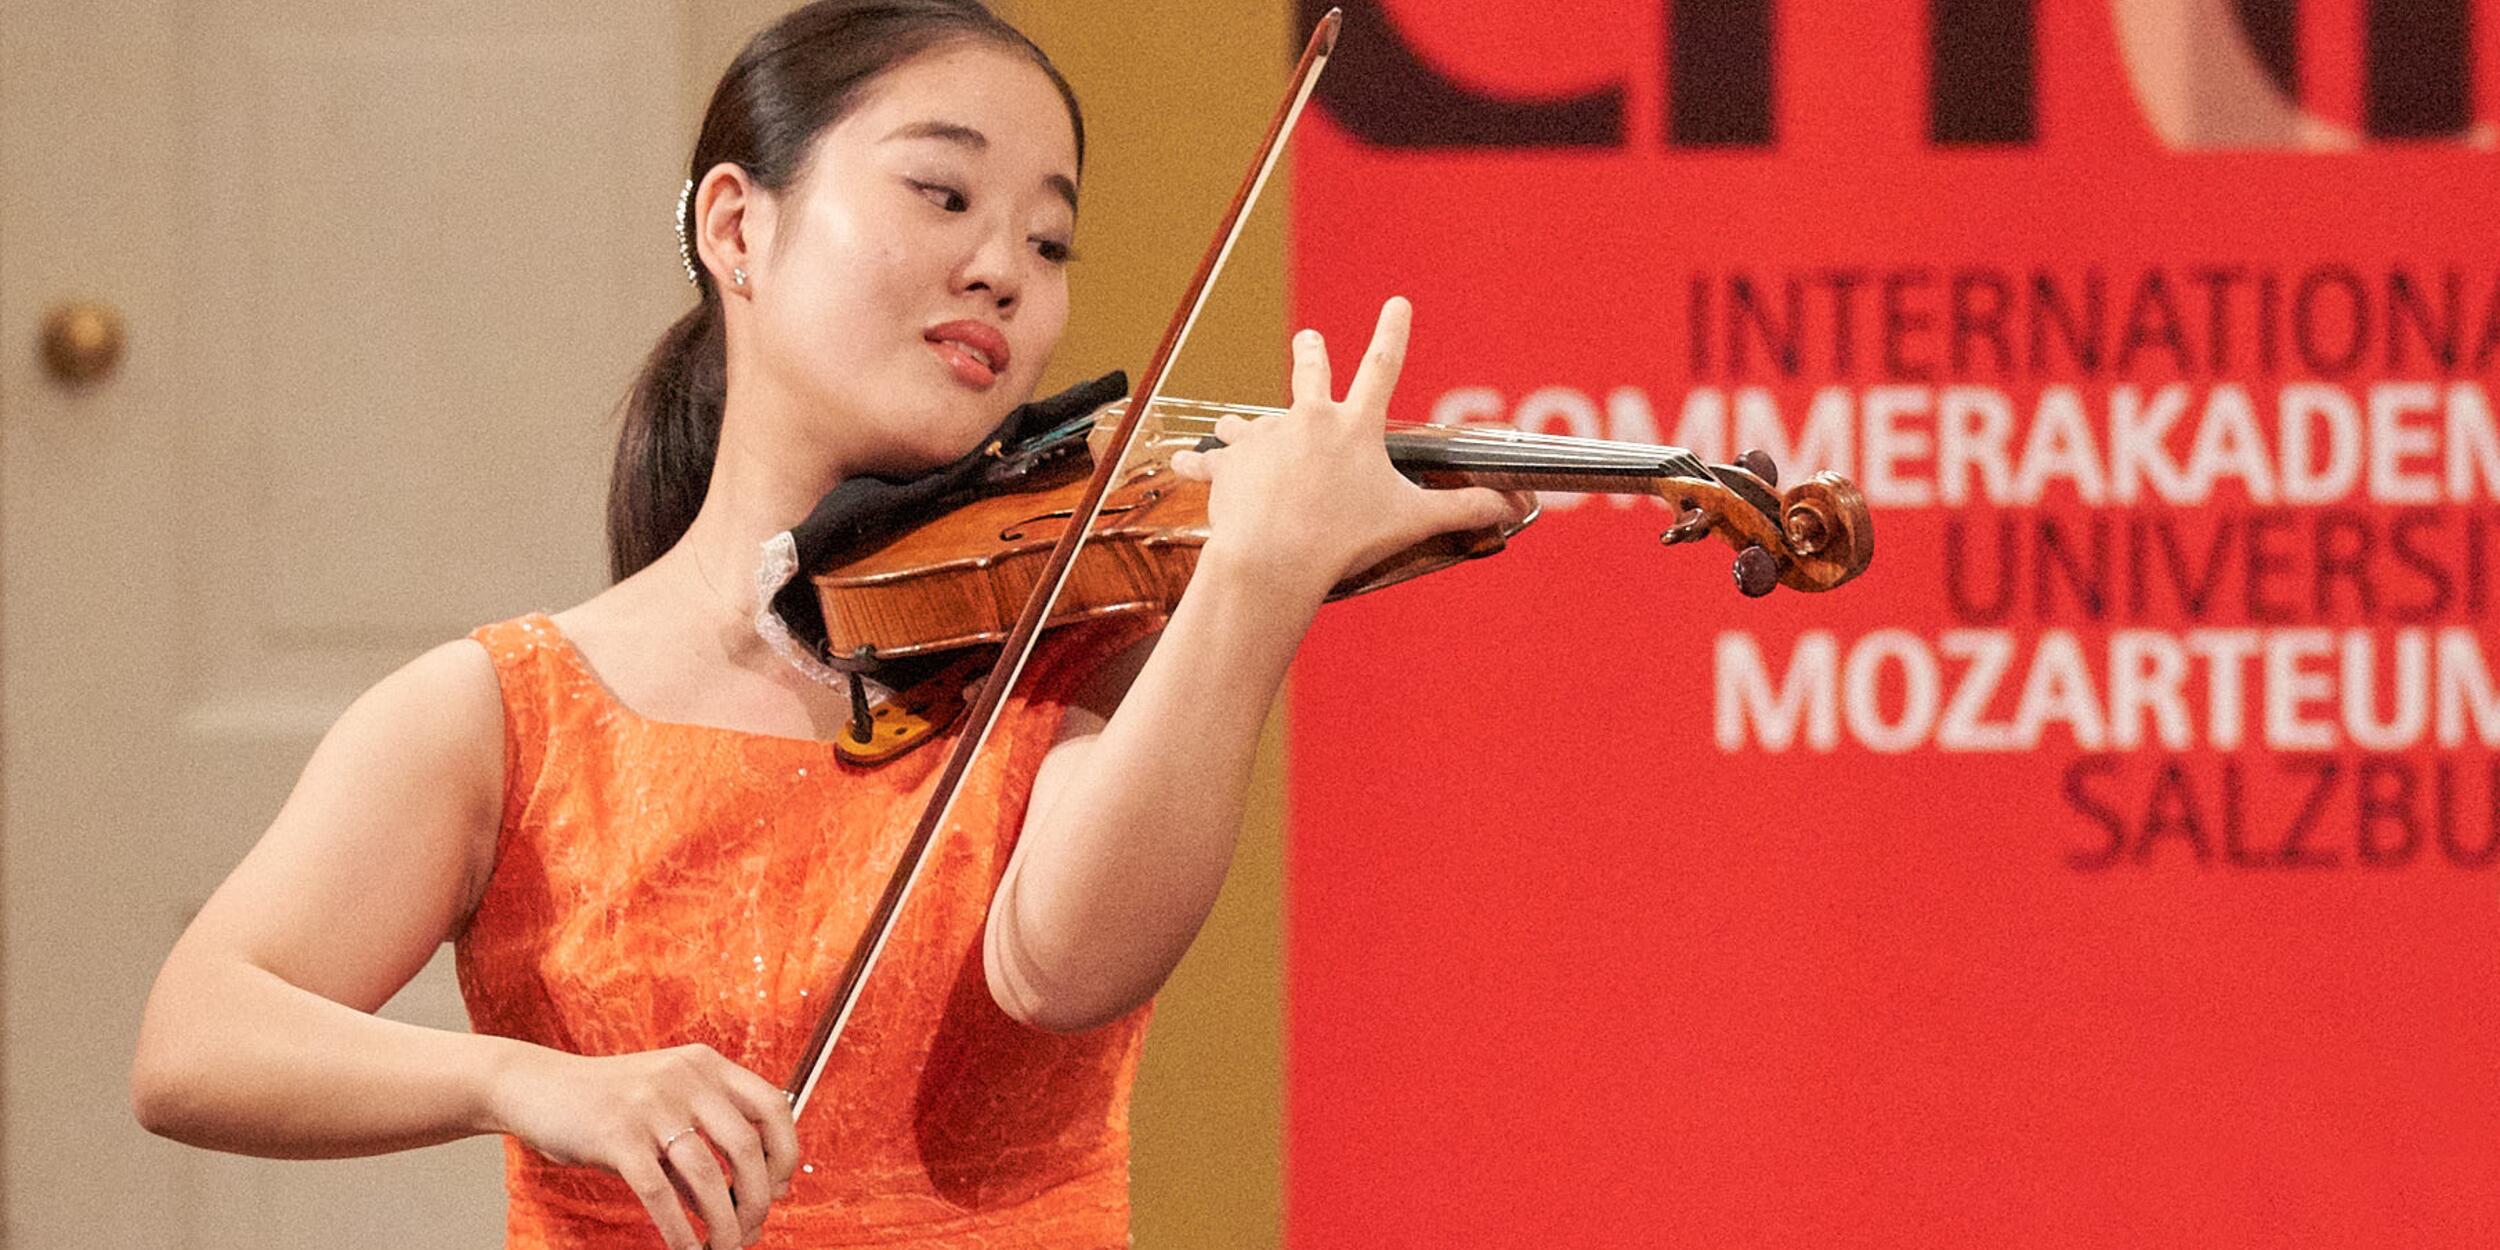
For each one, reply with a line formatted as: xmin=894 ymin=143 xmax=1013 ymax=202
xmin=1167 ymin=296 xmax=1529 ymax=599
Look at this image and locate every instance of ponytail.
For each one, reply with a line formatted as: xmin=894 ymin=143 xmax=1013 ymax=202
xmin=607 ymin=296 xmax=726 ymax=581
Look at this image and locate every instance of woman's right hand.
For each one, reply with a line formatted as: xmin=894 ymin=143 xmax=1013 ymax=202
xmin=487 ymin=1041 xmax=801 ymax=1250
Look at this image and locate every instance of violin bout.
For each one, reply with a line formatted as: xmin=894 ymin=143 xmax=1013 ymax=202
xmin=809 ymin=458 xmax=1535 ymax=669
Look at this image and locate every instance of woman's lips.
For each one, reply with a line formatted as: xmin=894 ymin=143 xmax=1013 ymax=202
xmin=927 ymin=339 xmax=998 ymax=388
xmin=925 ymin=321 xmax=1009 ymax=389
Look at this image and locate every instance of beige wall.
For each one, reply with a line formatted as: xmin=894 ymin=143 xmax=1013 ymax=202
xmin=684 ymin=4 xmax=1290 ymax=1243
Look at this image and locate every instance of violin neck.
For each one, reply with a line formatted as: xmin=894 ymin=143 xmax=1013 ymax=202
xmin=1115 ymin=398 xmax=1720 ymax=496
xmin=1381 ymin=424 xmax=1713 ymax=495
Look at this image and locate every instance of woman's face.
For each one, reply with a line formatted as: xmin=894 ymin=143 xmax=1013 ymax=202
xmin=746 ymin=42 xmax=1080 ymax=476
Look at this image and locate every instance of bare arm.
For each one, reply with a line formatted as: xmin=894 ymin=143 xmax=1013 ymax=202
xmin=130 ymin=638 xmax=514 ymax=1156
xmin=130 ymin=638 xmax=798 ymax=1250
xmin=985 ymin=298 xmax=1522 ymax=1032
xmin=985 ymin=555 xmax=1319 ymax=1034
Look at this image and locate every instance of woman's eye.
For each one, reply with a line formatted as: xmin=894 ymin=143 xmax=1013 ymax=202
xmin=1033 ymin=238 xmax=1072 ymax=265
xmin=910 ymin=180 xmax=967 ymax=212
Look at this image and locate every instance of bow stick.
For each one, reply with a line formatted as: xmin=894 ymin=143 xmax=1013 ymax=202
xmin=784 ymin=8 xmax=1345 ymax=1116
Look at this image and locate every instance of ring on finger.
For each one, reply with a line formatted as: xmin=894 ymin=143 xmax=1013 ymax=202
xmin=659 ymin=1123 xmax=701 ymax=1153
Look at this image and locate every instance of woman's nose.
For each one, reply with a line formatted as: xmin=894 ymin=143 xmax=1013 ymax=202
xmin=957 ymin=230 xmax=1023 ymax=312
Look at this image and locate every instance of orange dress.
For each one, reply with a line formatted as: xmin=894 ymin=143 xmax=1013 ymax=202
xmin=458 ymin=611 xmax=1152 ymax=1248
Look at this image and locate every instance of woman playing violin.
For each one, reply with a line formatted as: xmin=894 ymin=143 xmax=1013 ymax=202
xmin=128 ymin=2 xmax=1521 ymax=1247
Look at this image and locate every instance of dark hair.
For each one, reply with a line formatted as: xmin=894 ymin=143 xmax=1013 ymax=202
xmin=607 ymin=0 xmax=1083 ymax=581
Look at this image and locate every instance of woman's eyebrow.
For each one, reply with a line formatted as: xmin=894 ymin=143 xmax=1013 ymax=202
xmin=883 ymin=119 xmax=988 ymax=149
xmin=882 ymin=119 xmax=1078 ymax=212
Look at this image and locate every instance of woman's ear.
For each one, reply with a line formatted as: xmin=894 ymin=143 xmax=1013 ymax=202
xmin=692 ymin=163 xmax=770 ymax=292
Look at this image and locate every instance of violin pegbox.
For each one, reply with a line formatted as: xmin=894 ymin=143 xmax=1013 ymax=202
xmin=1653 ymin=448 xmax=1874 ymax=597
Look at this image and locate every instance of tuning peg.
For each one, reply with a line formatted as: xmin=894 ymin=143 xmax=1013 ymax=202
xmin=1733 ymin=544 xmax=1781 ymax=597
xmin=1659 ymin=505 xmax=1710 ymax=546
xmin=1735 ymin=448 xmax=1778 ymax=487
xmin=1783 ymin=501 xmax=1831 ymax=556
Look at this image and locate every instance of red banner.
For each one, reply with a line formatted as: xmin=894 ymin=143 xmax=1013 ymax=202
xmin=1288 ymin=2 xmax=2500 ymax=1244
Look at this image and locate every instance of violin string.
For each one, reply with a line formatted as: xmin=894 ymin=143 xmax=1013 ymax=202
xmin=1080 ymin=398 xmax=1727 ymax=482
xmin=1194 ymin=430 xmax=1697 ymax=477
xmin=1130 ymin=406 xmax=1714 ymax=478
xmin=1129 ymin=398 xmax=1715 ymax=467
xmin=1137 ymin=395 xmax=1621 ymax=444
xmin=1141 ymin=411 xmax=1655 ymax=462
xmin=1386 ymin=444 xmax=1695 ymax=473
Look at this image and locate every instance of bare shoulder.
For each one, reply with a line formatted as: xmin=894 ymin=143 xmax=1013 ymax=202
xmin=164 ymin=634 xmax=514 ymax=1012
xmin=312 ymin=636 xmax=510 ymax=884
xmin=362 ymin=635 xmax=506 ymax=754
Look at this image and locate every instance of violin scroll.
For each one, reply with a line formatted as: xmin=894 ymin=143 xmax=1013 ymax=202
xmin=1654 ymin=449 xmax=1873 ymax=597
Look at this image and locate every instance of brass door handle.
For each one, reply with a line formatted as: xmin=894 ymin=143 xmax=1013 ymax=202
xmin=40 ymin=301 xmax=125 ymax=385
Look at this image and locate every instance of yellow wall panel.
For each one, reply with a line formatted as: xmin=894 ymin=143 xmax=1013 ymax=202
xmin=996 ymin=4 xmax=1291 ymax=1245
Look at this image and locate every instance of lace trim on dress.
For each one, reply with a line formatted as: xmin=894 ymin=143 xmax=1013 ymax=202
xmin=753 ymin=530 xmax=898 ymax=706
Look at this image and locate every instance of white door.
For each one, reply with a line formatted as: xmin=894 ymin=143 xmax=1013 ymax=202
xmin=1 ymin=2 xmax=688 ymax=1243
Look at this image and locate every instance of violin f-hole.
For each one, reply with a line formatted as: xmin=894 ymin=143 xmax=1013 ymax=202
xmin=999 ymin=489 xmax=1164 ymax=542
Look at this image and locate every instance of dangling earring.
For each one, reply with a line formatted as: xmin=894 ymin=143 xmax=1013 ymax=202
xmin=732 ymin=267 xmax=748 ymax=287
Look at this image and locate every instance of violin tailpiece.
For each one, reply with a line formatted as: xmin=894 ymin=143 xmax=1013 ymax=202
xmin=830 ymin=651 xmax=987 ymax=766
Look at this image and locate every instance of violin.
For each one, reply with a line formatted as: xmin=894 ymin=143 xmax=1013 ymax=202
xmin=798 ymin=390 xmax=1873 ymax=666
